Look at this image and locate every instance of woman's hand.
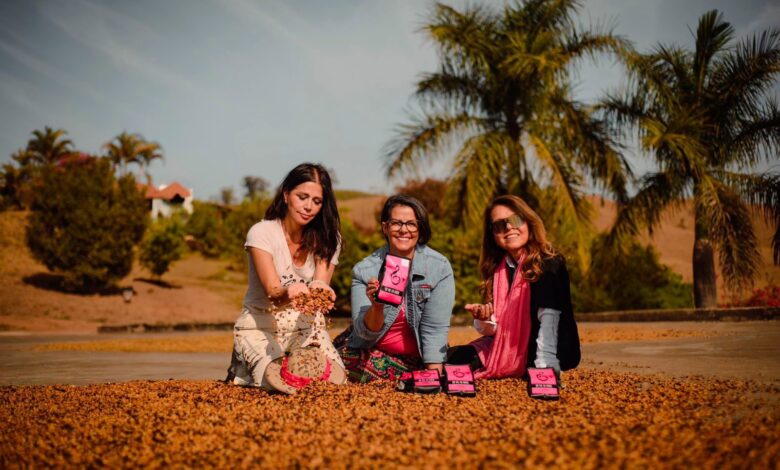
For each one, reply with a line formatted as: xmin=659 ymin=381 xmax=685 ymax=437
xmin=287 ymin=282 xmax=310 ymax=299
xmin=365 ymin=278 xmax=380 ymax=304
xmin=465 ymin=303 xmax=493 ymax=321
xmin=309 ymin=279 xmax=336 ymax=310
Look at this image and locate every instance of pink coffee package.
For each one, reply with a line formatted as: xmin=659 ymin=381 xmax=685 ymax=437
xmin=412 ymin=369 xmax=441 ymax=394
xmin=444 ymin=364 xmax=477 ymax=397
xmin=376 ymin=254 xmax=411 ymax=306
xmin=527 ymin=367 xmax=560 ymax=400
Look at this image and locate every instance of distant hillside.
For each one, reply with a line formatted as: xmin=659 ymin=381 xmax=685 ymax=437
xmin=588 ymin=195 xmax=778 ymax=292
xmin=337 ymin=194 xmax=385 ymax=233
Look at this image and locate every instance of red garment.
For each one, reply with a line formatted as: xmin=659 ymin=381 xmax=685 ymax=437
xmin=376 ymin=304 xmax=419 ymax=357
xmin=470 ymin=255 xmax=532 ymax=379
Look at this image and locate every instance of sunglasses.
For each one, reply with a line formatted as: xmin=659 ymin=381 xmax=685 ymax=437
xmin=491 ymin=214 xmax=526 ymax=234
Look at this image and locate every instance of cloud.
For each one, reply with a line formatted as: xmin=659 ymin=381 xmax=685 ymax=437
xmin=37 ymin=0 xmax=205 ymax=96
xmin=210 ymin=0 xmax=314 ymax=55
xmin=0 ymin=33 xmax=110 ymax=109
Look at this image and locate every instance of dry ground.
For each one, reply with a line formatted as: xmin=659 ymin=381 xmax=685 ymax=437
xmin=0 ymin=211 xmax=244 ymax=333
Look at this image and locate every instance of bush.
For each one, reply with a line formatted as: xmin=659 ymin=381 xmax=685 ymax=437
xmin=427 ymin=218 xmax=482 ymax=312
xmin=571 ymin=234 xmax=693 ymax=312
xmin=723 ymin=285 xmax=780 ymax=307
xmin=223 ymin=198 xmax=271 ymax=269
xmin=26 ymin=157 xmax=147 ymax=292
xmin=331 ymin=217 xmax=383 ymax=314
xmin=185 ymin=201 xmax=226 ymax=258
xmin=139 ymin=216 xmax=186 ymax=278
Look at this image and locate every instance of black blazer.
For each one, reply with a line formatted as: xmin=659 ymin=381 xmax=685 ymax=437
xmin=527 ymin=255 xmax=581 ymax=371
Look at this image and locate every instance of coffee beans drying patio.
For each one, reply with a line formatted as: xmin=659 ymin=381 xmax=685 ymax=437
xmin=1 ymin=369 xmax=777 ymax=468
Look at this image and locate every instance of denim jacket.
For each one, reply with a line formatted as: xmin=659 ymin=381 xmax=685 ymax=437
xmin=348 ymin=244 xmax=455 ymax=364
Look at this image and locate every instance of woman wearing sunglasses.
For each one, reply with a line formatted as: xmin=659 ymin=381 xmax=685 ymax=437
xmin=334 ymin=194 xmax=455 ymax=382
xmin=447 ymin=195 xmax=580 ymax=379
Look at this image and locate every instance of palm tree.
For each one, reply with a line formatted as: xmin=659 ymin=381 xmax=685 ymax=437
xmin=104 ymin=132 xmax=143 ymax=177
xmin=137 ymin=140 xmax=164 ymax=186
xmin=385 ymin=0 xmax=632 ymax=252
xmin=602 ymin=10 xmax=780 ymax=308
xmin=104 ymin=132 xmax=162 ymax=183
xmin=25 ymin=127 xmax=73 ymax=165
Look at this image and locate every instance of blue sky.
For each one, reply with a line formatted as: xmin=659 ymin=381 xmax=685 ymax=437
xmin=1 ymin=0 xmax=777 ymax=201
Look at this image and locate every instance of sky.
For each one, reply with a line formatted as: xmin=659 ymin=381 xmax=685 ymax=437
xmin=1 ymin=0 xmax=778 ymax=201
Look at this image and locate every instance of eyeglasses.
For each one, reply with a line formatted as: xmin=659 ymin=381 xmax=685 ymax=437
xmin=491 ymin=214 xmax=526 ymax=234
xmin=386 ymin=219 xmax=419 ymax=233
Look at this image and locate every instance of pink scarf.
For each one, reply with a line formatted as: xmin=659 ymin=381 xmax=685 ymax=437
xmin=471 ymin=256 xmax=531 ymax=379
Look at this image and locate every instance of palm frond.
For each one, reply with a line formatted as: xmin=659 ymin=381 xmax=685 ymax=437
xmin=425 ymin=3 xmax=497 ymax=78
xmin=415 ymin=70 xmax=483 ymax=114
xmin=445 ymin=131 xmax=512 ymax=224
xmin=692 ymin=10 xmax=734 ymax=92
xmin=697 ymin=176 xmax=761 ymax=291
xmin=718 ymin=171 xmax=780 ymax=264
xmin=722 ymin=97 xmax=780 ymax=168
xmin=710 ymin=27 xmax=780 ymax=119
xmin=610 ymin=171 xmax=686 ymax=242
xmin=528 ymin=134 xmax=590 ymax=224
xmin=553 ymin=96 xmax=633 ymax=202
xmin=384 ymin=112 xmax=487 ymax=178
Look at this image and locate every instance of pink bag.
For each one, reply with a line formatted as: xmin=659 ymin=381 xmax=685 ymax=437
xmin=443 ymin=364 xmax=477 ymax=397
xmin=376 ymin=254 xmax=411 ymax=306
xmin=527 ymin=367 xmax=559 ymax=400
xmin=412 ymin=369 xmax=441 ymax=394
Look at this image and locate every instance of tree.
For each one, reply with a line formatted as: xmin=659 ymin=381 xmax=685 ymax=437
xmin=24 ymin=126 xmax=73 ymax=166
xmin=139 ymin=216 xmax=186 ymax=278
xmin=602 ymin=11 xmax=780 ymax=307
xmin=138 ymin=140 xmax=164 ymax=186
xmin=2 ymin=127 xmax=74 ymax=210
xmin=220 ymin=187 xmax=235 ymax=206
xmin=385 ymin=0 xmax=631 ymax=262
xmin=395 ymin=178 xmax=450 ymax=221
xmin=104 ymin=132 xmax=163 ymax=183
xmin=243 ymin=175 xmax=269 ymax=200
xmin=26 ymin=157 xmax=147 ymax=292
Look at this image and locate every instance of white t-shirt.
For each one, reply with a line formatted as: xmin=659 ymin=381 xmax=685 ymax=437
xmin=242 ymin=219 xmax=340 ymax=313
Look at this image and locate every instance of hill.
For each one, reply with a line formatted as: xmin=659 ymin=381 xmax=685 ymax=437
xmin=0 ymin=211 xmax=243 ymax=333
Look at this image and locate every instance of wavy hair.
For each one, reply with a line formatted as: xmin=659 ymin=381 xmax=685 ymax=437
xmin=479 ymin=195 xmax=555 ymax=301
xmin=265 ymin=163 xmax=340 ymax=262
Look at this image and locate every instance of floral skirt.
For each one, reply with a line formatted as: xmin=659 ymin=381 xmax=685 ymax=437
xmin=333 ymin=326 xmax=422 ymax=383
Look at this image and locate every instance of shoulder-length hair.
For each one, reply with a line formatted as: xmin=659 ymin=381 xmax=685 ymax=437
xmin=265 ymin=163 xmax=340 ymax=262
xmin=479 ymin=195 xmax=555 ymax=301
xmin=380 ymin=194 xmax=432 ymax=246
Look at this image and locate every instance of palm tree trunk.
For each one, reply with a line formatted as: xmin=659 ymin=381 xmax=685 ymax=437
xmin=693 ymin=201 xmax=717 ymax=308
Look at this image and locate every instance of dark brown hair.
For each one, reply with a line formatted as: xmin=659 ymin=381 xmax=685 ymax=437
xmin=380 ymin=194 xmax=432 ymax=246
xmin=479 ymin=195 xmax=555 ymax=301
xmin=265 ymin=163 xmax=340 ymax=262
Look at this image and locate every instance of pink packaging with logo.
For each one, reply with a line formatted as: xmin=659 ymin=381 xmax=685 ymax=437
xmin=376 ymin=254 xmax=411 ymax=306
xmin=527 ymin=367 xmax=560 ymax=400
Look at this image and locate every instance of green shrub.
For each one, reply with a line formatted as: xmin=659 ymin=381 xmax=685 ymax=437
xmin=185 ymin=201 xmax=226 ymax=258
xmin=26 ymin=157 xmax=147 ymax=292
xmin=223 ymin=198 xmax=271 ymax=269
xmin=427 ymin=218 xmax=482 ymax=312
xmin=331 ymin=217 xmax=383 ymax=314
xmin=139 ymin=216 xmax=186 ymax=278
xmin=571 ymin=234 xmax=693 ymax=312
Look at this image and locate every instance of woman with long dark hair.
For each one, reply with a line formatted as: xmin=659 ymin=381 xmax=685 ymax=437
xmin=448 ymin=195 xmax=580 ymax=379
xmin=226 ymin=163 xmax=346 ymax=393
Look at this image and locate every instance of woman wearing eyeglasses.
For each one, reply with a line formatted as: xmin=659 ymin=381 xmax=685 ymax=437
xmin=334 ymin=194 xmax=455 ymax=382
xmin=447 ymin=195 xmax=580 ymax=379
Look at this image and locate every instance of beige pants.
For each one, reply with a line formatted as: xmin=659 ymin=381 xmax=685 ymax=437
xmin=228 ymin=307 xmax=343 ymax=390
